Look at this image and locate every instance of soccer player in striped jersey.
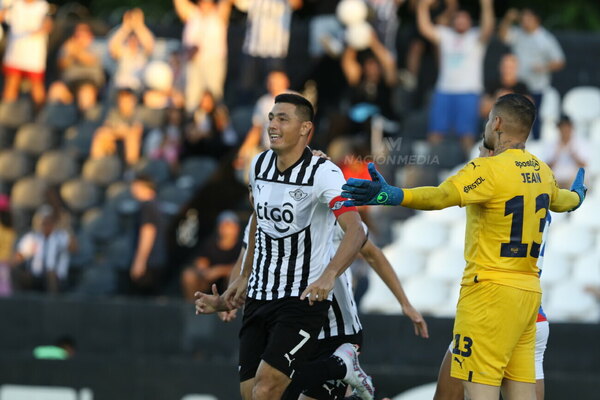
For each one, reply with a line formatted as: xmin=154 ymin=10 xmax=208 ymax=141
xmin=222 ymin=93 xmax=367 ymax=400
xmin=433 ymin=145 xmax=552 ymax=400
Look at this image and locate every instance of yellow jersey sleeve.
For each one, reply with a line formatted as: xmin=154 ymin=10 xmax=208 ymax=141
xmin=446 ymin=158 xmax=495 ymax=207
xmin=549 ymin=175 xmax=581 ymax=212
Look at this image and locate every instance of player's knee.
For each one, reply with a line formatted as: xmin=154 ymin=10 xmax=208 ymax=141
xmin=252 ymin=375 xmax=285 ymax=400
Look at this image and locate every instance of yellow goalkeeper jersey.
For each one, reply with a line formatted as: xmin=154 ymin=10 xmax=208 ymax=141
xmin=446 ymin=149 xmax=576 ymax=293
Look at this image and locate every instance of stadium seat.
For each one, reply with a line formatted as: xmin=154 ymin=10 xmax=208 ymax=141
xmin=420 ymin=206 xmax=465 ymax=226
xmin=545 ymin=280 xmax=599 ymax=322
xmin=546 ymin=222 xmax=594 ymax=257
xmin=177 ymin=156 xmax=218 ymax=190
xmin=539 ymin=248 xmax=571 ymax=285
xmin=82 ymin=156 xmax=122 ymax=187
xmin=158 ymin=184 xmax=193 ymax=215
xmin=433 ymin=283 xmax=461 ymax=317
xmin=447 ymin=220 xmax=466 ymax=250
xmin=105 ymin=235 xmax=134 ymax=270
xmin=539 ymin=86 xmax=561 ymax=123
xmin=0 ymin=99 xmax=33 ymax=129
xmin=562 ymin=86 xmax=600 ymax=135
xmin=81 ymin=207 xmax=120 ymax=244
xmin=11 ymin=176 xmax=48 ymax=210
xmin=35 ymin=150 xmax=78 ymax=185
xmin=0 ymin=150 xmax=33 ymax=182
xmin=540 ymin=120 xmax=559 ymax=143
xmin=425 ymin=247 xmax=465 ymax=283
xmin=588 ymin=117 xmax=600 ymax=144
xmin=133 ymin=158 xmax=171 ymax=187
xmin=60 ymin=179 xmax=100 ymax=213
xmin=398 ymin=215 xmax=447 ymax=252
xmin=572 ymin=251 xmax=600 ymax=286
xmin=402 ymin=276 xmax=449 ymax=314
xmin=63 ymin=121 xmax=99 ymax=160
xmin=360 ymin=269 xmax=403 ymax=315
xmin=105 ymin=181 xmax=129 ymax=202
xmin=14 ymin=123 xmax=55 ymax=156
xmin=381 ymin=244 xmax=426 ymax=280
xmin=181 ymin=396 xmax=218 ymax=400
xmin=571 ymin=197 xmax=600 ymax=229
xmin=37 ymin=102 xmax=78 ymax=132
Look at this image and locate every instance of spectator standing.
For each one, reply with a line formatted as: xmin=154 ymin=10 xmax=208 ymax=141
xmin=174 ymin=0 xmax=233 ymax=113
xmin=545 ymin=115 xmax=588 ymax=189
xmin=90 ymin=88 xmax=143 ymax=166
xmin=239 ymin=0 xmax=302 ymax=101
xmin=480 ymin=53 xmax=530 ymax=117
xmin=181 ymin=210 xmax=241 ymax=301
xmin=58 ymin=23 xmax=105 ymax=88
xmin=108 ymin=8 xmax=155 ymax=92
xmin=0 ymin=0 xmax=52 ymax=109
xmin=499 ymin=8 xmax=565 ymax=140
xmin=129 ymin=175 xmax=168 ymax=296
xmin=418 ymin=0 xmax=495 ymax=155
xmin=236 ymin=70 xmax=290 ymax=171
xmin=0 ymin=195 xmax=15 ymax=297
xmin=12 ymin=205 xmax=71 ymax=294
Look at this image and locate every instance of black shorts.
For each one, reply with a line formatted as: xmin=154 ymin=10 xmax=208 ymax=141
xmin=238 ymin=297 xmax=330 ymax=382
xmin=304 ymin=331 xmax=364 ymax=400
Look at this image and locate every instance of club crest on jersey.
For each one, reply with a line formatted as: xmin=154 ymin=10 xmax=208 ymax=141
xmin=289 ymin=188 xmax=308 ymax=201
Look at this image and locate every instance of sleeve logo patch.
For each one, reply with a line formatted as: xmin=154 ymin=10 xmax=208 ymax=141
xmin=464 ymin=177 xmax=486 ymax=193
xmin=289 ymin=188 xmax=308 ymax=201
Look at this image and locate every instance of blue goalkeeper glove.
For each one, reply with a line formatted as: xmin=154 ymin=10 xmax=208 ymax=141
xmin=341 ymin=163 xmax=404 ymax=207
xmin=569 ymin=167 xmax=587 ymax=212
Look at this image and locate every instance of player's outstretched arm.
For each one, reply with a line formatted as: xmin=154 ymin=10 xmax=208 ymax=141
xmin=360 ymin=240 xmax=429 ymax=338
xmin=342 ymin=163 xmax=461 ymax=210
xmin=300 ymin=211 xmax=366 ymax=305
xmin=550 ymin=168 xmax=587 ymax=212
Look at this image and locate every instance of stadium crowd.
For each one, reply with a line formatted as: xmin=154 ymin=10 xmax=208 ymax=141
xmin=0 ymin=0 xmax=596 ymax=311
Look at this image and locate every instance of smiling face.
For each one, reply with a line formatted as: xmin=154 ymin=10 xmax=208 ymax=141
xmin=267 ymin=102 xmax=311 ymax=153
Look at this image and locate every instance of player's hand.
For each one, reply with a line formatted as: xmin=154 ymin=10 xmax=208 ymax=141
xmin=195 ymin=284 xmax=229 ymax=315
xmin=341 ymin=163 xmax=404 ymax=207
xmin=300 ymin=273 xmax=335 ymax=306
xmin=218 ymin=309 xmax=238 ymax=322
xmin=223 ymin=275 xmax=248 ymax=309
xmin=311 ymin=149 xmax=331 ymax=160
xmin=569 ymin=167 xmax=587 ymax=211
xmin=402 ymin=304 xmax=429 ymax=339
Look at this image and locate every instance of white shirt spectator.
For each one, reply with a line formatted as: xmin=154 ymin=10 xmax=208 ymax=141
xmin=505 ymin=26 xmax=565 ymax=93
xmin=543 ymin=137 xmax=589 ymax=188
xmin=4 ymin=0 xmax=49 ymax=73
xmin=436 ymin=26 xmax=484 ymax=93
xmin=243 ymin=0 xmax=292 ymax=58
xmin=17 ymin=229 xmax=70 ymax=280
xmin=183 ymin=8 xmax=228 ymax=60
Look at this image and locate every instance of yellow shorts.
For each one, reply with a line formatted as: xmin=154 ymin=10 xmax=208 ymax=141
xmin=450 ymin=281 xmax=541 ymax=386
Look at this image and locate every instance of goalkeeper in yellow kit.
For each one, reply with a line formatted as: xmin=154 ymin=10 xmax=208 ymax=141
xmin=342 ymin=94 xmax=587 ymax=400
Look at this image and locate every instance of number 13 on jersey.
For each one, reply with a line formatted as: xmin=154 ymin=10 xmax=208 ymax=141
xmin=501 ymin=193 xmax=549 ymax=258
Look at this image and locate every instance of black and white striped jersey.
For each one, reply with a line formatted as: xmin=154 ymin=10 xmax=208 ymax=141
xmin=319 ymin=222 xmax=367 ymax=339
xmin=247 ymin=148 xmax=353 ymax=301
xmin=243 ymin=0 xmax=292 ymax=58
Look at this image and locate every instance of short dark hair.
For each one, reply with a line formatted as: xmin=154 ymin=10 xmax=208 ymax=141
xmin=557 ymin=114 xmax=572 ymax=126
xmin=274 ymin=93 xmax=314 ymax=122
xmin=133 ymin=173 xmax=157 ymax=192
xmin=494 ymin=93 xmax=536 ymax=133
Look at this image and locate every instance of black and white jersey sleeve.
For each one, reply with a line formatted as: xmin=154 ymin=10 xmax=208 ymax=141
xmin=246 ymin=148 xmax=357 ymax=301
xmin=319 ymin=222 xmax=368 ymax=339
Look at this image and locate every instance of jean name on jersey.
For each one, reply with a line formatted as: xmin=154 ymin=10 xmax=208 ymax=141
xmin=521 ymin=172 xmax=542 ymax=184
